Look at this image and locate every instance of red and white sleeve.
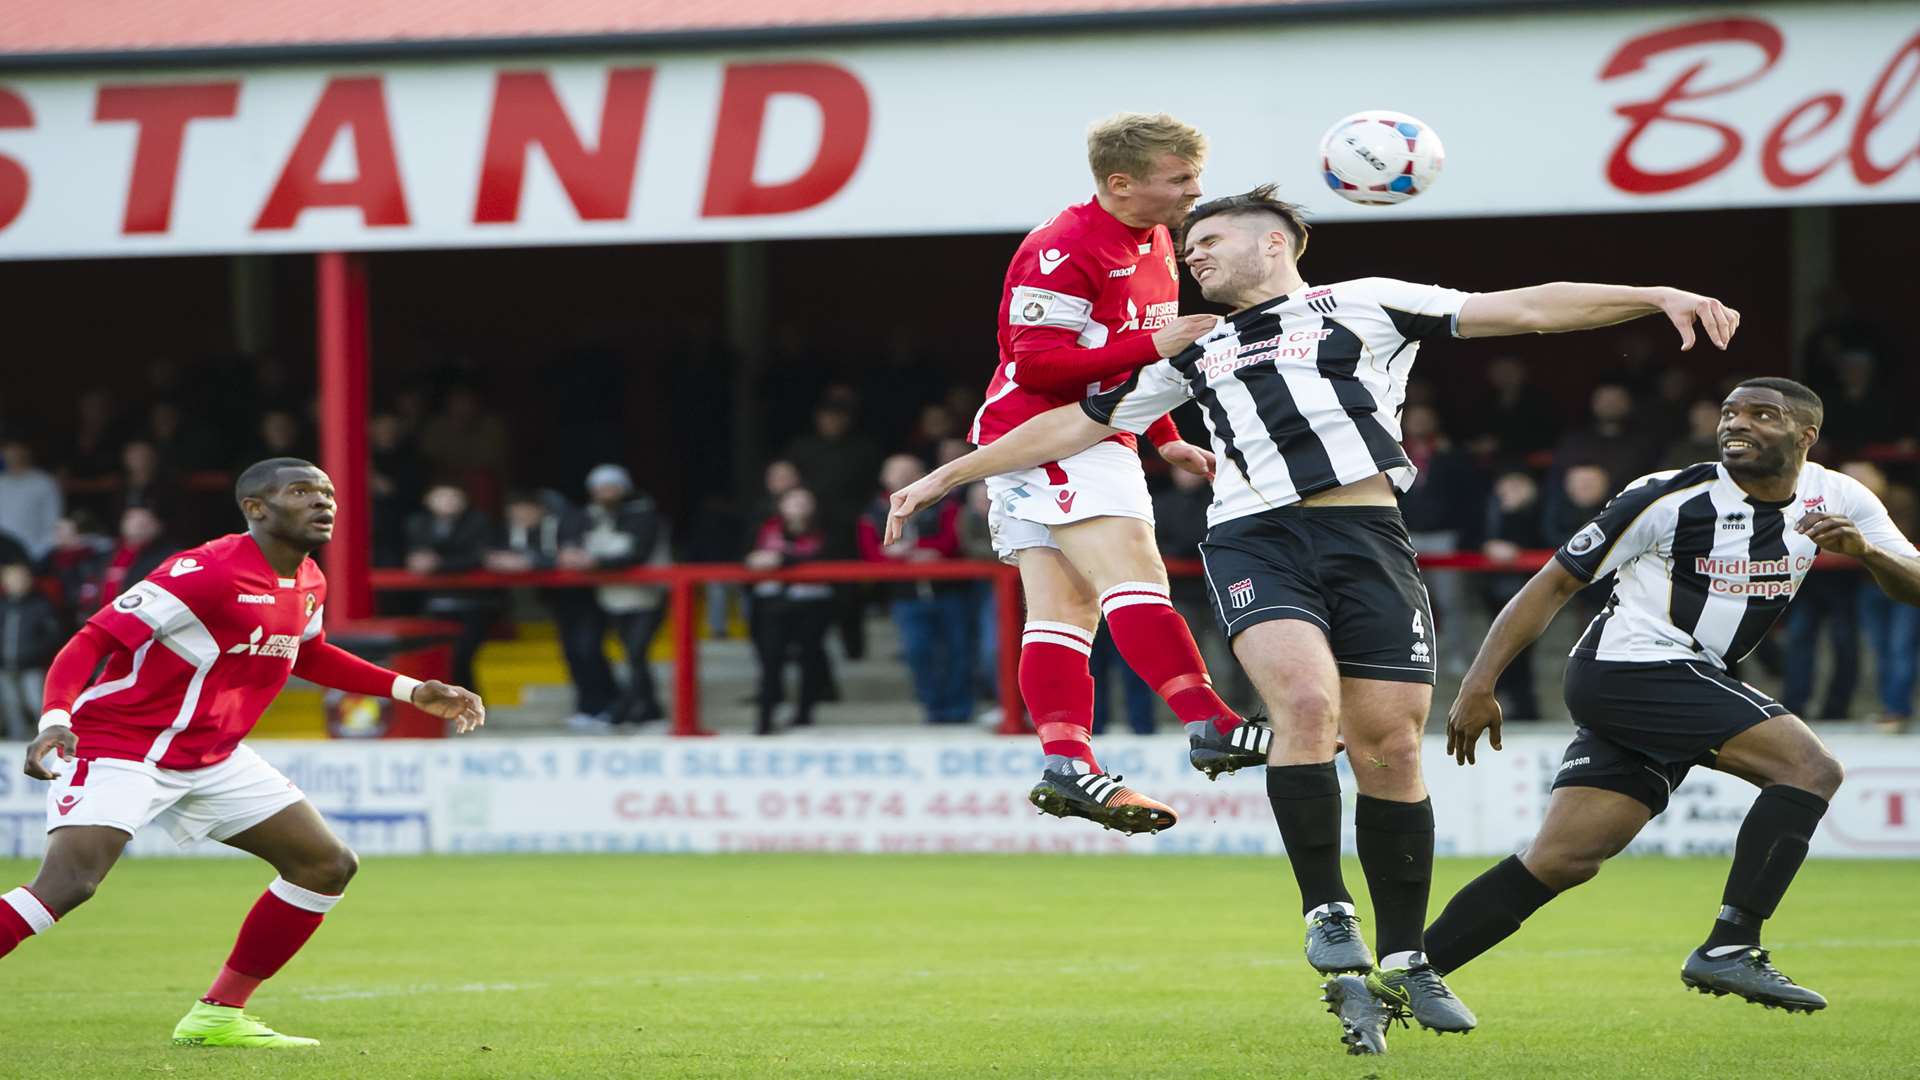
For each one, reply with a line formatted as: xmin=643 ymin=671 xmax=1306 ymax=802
xmin=292 ymin=613 xmax=421 ymax=702
xmin=38 ymin=625 xmax=124 ymax=729
xmin=1005 ymin=256 xmax=1159 ymax=394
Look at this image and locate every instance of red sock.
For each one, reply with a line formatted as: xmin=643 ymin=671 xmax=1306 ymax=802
xmin=0 ymin=887 xmax=56 ymax=960
xmin=1099 ymin=581 xmax=1242 ymax=733
xmin=1020 ymin=621 xmax=1099 ymax=771
xmin=202 ymin=878 xmax=340 ymax=1008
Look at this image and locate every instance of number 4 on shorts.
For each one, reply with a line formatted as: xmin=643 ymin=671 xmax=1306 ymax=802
xmin=1411 ymin=609 xmax=1426 ymax=639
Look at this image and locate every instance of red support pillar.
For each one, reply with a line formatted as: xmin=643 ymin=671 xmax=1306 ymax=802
xmin=669 ymin=576 xmax=712 ymax=736
xmin=317 ymin=252 xmax=373 ymax=624
xmin=994 ymin=564 xmax=1028 ymax=736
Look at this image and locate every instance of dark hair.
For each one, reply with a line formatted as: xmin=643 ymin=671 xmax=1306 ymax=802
xmin=1734 ymin=377 xmax=1824 ymax=429
xmin=235 ymin=457 xmax=318 ymax=509
xmin=1181 ymin=183 xmax=1311 ymax=259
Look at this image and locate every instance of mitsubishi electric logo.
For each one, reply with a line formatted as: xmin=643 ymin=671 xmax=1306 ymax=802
xmin=227 ymin=626 xmax=300 ymax=659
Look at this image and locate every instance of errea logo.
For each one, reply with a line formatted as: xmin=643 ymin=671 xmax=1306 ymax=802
xmin=227 ymin=626 xmax=299 ymax=659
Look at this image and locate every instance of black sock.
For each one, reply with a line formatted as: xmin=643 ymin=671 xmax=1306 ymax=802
xmin=1424 ymin=855 xmax=1559 ymax=974
xmin=1267 ymin=763 xmax=1352 ymax=913
xmin=1702 ymin=785 xmax=1829 ymax=952
xmin=1355 ymin=795 xmax=1435 ymax=957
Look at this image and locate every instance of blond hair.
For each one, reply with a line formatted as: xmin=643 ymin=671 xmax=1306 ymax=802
xmin=1086 ymin=112 xmax=1207 ymax=190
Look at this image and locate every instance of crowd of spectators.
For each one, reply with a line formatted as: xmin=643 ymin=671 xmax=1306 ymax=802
xmin=2 ymin=314 xmax=1915 ymax=737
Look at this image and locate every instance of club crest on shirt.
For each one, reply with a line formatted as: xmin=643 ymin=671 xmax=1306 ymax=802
xmin=1566 ymin=523 xmax=1606 ymax=556
xmin=306 ymin=593 xmax=318 ymax=617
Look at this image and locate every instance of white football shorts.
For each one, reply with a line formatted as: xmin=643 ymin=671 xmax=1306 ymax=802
xmin=984 ymin=439 xmax=1154 ymax=563
xmin=45 ymin=743 xmax=306 ymax=847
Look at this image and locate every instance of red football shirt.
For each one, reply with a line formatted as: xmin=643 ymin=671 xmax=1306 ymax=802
xmin=969 ymin=196 xmax=1183 ymax=448
xmin=73 ymin=533 xmax=326 ymax=769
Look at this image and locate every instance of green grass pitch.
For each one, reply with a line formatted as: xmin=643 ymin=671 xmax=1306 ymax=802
xmin=1 ymin=854 xmax=1915 ymax=1078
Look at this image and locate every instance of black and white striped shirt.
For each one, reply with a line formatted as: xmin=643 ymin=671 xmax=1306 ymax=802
xmin=1556 ymin=461 xmax=1919 ymax=669
xmin=1081 ymin=278 xmax=1472 ymax=526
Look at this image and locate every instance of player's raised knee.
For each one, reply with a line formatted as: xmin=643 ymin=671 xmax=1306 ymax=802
xmin=329 ymin=846 xmax=361 ymax=891
xmin=1799 ymin=750 xmax=1844 ymax=801
xmin=31 ymin=867 xmax=103 ymax=915
xmin=1521 ymin=841 xmax=1607 ymax=891
xmin=291 ymin=845 xmax=358 ymax=895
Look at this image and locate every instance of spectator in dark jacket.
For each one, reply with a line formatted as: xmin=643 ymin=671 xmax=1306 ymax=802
xmin=1661 ymin=400 xmax=1723 ymax=471
xmin=369 ymin=412 xmax=426 ymax=568
xmin=488 ymin=490 xmax=620 ymax=729
xmin=1540 ymin=462 xmax=1614 ymax=630
xmin=746 ymin=487 xmax=835 ymax=735
xmin=405 ymin=484 xmax=498 ymax=694
xmin=1542 ymin=463 xmax=1614 ymax=546
xmin=144 ymin=400 xmax=220 ymax=473
xmin=858 ymin=454 xmax=973 ymax=724
xmin=561 ymin=464 xmax=668 ymax=729
xmin=784 ymin=401 xmax=880 ymax=660
xmin=118 ymin=440 xmax=183 ymax=520
xmin=1478 ymin=471 xmax=1549 ymax=720
xmin=0 ymin=563 xmax=61 ymax=740
xmin=1551 ymin=384 xmax=1657 ymax=499
xmin=1465 ymin=357 xmax=1560 ymax=461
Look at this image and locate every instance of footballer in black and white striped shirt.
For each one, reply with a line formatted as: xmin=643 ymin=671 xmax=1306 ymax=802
xmin=1432 ymin=377 xmax=1920 ymax=1018
xmin=888 ymin=184 xmax=1743 ymax=1037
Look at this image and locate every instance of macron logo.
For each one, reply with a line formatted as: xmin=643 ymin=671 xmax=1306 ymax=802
xmin=1037 ymin=248 xmax=1069 ymax=275
xmin=169 ymin=558 xmax=204 ymax=577
xmin=1055 ymin=490 xmax=1077 ymax=513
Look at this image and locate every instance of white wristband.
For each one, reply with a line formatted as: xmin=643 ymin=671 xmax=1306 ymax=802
xmin=391 ymin=676 xmax=422 ymax=703
xmin=38 ymin=709 xmax=72 ymax=733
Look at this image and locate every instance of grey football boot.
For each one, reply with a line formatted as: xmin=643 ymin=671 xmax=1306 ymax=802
xmin=1682 ymin=947 xmax=1827 ymax=1013
xmin=1320 ymin=974 xmax=1397 ymax=1056
xmin=1365 ymin=954 xmax=1478 ymax=1033
xmin=1305 ymin=902 xmax=1375 ymax=974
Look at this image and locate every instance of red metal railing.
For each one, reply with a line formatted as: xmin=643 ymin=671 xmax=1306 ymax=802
xmin=371 ymin=549 xmax=1856 ymax=736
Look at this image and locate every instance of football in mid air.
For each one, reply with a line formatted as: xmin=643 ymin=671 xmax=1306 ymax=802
xmin=1319 ymin=110 xmax=1445 ymax=205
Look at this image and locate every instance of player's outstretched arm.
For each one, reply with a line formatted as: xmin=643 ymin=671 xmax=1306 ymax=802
xmin=885 ymin=405 xmax=1116 ymax=545
xmin=1449 ymin=560 xmax=1586 ymax=765
xmin=292 ymin=640 xmax=487 ymax=734
xmin=1456 ymin=283 xmax=1739 ymax=351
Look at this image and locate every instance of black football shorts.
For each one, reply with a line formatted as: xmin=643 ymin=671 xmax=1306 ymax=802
xmin=1198 ymin=505 xmax=1436 ymax=684
xmin=1554 ymin=657 xmax=1790 ymax=815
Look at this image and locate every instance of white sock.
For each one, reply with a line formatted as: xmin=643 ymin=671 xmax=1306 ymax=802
xmin=1704 ymin=944 xmax=1753 ymax=959
xmin=1305 ymin=901 xmax=1355 ymax=924
xmin=2 ymin=887 xmax=55 ymax=935
xmin=1380 ymin=950 xmax=1424 ymax=971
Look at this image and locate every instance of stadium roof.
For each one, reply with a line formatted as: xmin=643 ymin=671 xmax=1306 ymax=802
xmin=0 ymin=0 xmax=1695 ymax=70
